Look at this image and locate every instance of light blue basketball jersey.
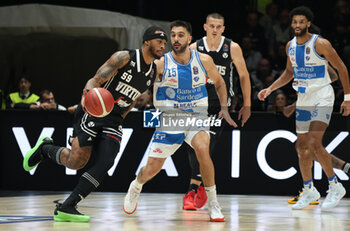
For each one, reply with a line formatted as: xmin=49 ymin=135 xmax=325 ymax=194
xmin=154 ymin=49 xmax=208 ymax=113
xmin=288 ymin=34 xmax=331 ymax=94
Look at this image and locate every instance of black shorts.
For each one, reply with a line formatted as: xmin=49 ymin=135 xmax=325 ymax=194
xmin=72 ymin=105 xmax=123 ymax=147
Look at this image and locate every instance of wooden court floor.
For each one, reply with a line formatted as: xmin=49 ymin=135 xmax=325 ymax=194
xmin=0 ymin=192 xmax=350 ymax=231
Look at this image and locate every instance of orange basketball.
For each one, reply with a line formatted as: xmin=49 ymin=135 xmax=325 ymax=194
xmin=84 ymin=88 xmax=114 ymax=117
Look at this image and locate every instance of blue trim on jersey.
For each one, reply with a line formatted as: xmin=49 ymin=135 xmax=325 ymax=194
xmin=169 ymin=49 xmax=194 ymax=66
xmin=194 ymin=50 xmax=208 ymax=77
xmin=296 ymin=108 xmax=312 ymax=122
xmin=296 ymin=45 xmax=305 ymax=67
xmin=312 ymin=35 xmax=326 ymax=60
xmin=153 ymin=131 xmax=185 ymax=144
xmin=163 ymin=53 xmax=168 ymax=81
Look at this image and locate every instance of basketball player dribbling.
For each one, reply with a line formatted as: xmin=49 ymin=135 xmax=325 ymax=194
xmin=258 ymin=6 xmax=350 ymax=210
xmin=22 ymin=26 xmax=168 ymax=222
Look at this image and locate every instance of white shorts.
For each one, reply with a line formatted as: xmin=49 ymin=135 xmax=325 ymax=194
xmin=295 ymin=85 xmax=334 ymax=134
xmin=149 ymin=129 xmax=210 ymax=158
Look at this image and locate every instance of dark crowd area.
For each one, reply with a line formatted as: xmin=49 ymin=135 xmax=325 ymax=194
xmin=0 ymin=0 xmax=349 ymax=114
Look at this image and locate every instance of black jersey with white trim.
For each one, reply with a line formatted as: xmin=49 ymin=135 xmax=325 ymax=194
xmin=101 ymin=49 xmax=156 ymax=116
xmin=196 ymin=36 xmax=234 ymax=115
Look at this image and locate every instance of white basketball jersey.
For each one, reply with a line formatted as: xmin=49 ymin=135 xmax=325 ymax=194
xmin=288 ymin=34 xmax=331 ymax=94
xmin=154 ymin=49 xmax=208 ymax=113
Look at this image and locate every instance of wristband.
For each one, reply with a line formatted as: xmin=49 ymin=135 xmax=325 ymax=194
xmin=344 ymin=94 xmax=350 ymax=101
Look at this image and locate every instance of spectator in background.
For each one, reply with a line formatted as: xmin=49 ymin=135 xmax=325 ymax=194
xmin=259 ymin=2 xmax=279 ymax=58
xmin=272 ymin=9 xmax=291 ymax=46
xmin=268 ymin=90 xmax=288 ymax=114
xmin=241 ymin=36 xmax=262 ymax=73
xmin=6 ymin=76 xmax=40 ymax=109
xmin=240 ymin=11 xmax=267 ymax=55
xmin=37 ymin=90 xmax=67 ymax=111
xmin=271 ymin=42 xmax=287 ymax=75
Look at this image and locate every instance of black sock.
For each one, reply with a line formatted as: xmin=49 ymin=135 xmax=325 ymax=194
xmin=188 ymin=184 xmax=199 ymax=193
xmin=62 ymin=173 xmax=99 ymax=208
xmin=342 ymin=163 xmax=350 ymax=174
xmin=42 ymin=144 xmax=64 ymax=165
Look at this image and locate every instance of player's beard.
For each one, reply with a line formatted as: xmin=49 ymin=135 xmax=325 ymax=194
xmin=294 ymin=27 xmax=307 ymax=37
xmin=172 ymin=42 xmax=187 ymax=55
xmin=150 ymin=46 xmax=162 ymax=59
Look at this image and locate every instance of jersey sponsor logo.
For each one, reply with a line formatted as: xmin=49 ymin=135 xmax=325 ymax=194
xmin=115 ymin=81 xmax=141 ymax=100
xmin=174 ymin=102 xmax=197 ymax=109
xmin=169 ymin=78 xmax=177 ymax=83
xmin=146 ymin=80 xmax=151 ymax=86
xmin=194 ymin=76 xmax=199 ymax=82
xmin=153 ymin=148 xmax=163 ymax=153
xmin=223 ymin=44 xmax=229 ymax=52
xmin=288 ymin=47 xmax=295 ymax=56
xmin=306 ymin=56 xmax=310 ymax=61
xmin=306 ymin=46 xmax=310 ymax=54
xmin=198 ymin=45 xmax=204 ymax=51
xmin=149 ymin=69 xmax=155 ymax=78
xmin=116 ymin=98 xmax=131 ymax=108
xmin=87 ymin=121 xmax=95 ymax=127
xmin=222 ymin=52 xmax=228 ymax=59
xmin=193 ymin=66 xmax=199 ymax=75
xmin=130 ymin=61 xmax=136 ymax=67
xmin=165 ymin=88 xmax=176 ymax=99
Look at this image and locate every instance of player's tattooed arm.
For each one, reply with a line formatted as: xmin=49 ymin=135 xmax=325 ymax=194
xmin=84 ymin=51 xmax=130 ymax=89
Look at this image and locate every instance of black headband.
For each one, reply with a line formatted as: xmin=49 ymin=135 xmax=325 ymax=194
xmin=143 ymin=33 xmax=168 ymax=43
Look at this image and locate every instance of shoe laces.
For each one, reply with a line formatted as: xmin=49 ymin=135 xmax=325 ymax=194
xmin=210 ymin=201 xmax=222 ymax=211
xmin=325 ymin=184 xmax=340 ymax=200
xmin=128 ymin=187 xmax=140 ymax=202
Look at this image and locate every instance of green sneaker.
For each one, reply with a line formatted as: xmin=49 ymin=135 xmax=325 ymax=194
xmin=54 ymin=204 xmax=90 ymax=222
xmin=23 ymin=136 xmax=53 ymax=171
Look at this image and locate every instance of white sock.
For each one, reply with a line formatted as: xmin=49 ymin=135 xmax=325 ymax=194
xmin=205 ymin=185 xmax=217 ymax=203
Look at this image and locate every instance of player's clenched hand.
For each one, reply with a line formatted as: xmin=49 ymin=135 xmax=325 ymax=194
xmin=340 ymin=100 xmax=350 ymax=116
xmin=258 ymin=88 xmax=272 ymax=101
xmin=219 ymin=109 xmax=237 ymax=128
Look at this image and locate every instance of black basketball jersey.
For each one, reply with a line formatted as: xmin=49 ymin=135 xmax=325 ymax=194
xmin=196 ymin=36 xmax=234 ymax=115
xmin=102 ymin=49 xmax=156 ymax=115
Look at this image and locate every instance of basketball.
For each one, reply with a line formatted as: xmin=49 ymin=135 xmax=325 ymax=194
xmin=84 ymin=88 xmax=114 ymax=117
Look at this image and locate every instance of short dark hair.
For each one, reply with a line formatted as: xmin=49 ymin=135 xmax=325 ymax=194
xmin=289 ymin=6 xmax=314 ymax=21
xmin=142 ymin=26 xmax=166 ymax=43
xmin=206 ymin=13 xmax=225 ymax=23
xmin=39 ymin=89 xmax=53 ymax=98
xmin=170 ymin=20 xmax=192 ymax=35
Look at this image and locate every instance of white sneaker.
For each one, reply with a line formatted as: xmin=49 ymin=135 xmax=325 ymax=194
xmin=292 ymin=187 xmax=320 ymax=210
xmin=321 ymin=183 xmax=346 ymax=209
xmin=208 ymin=201 xmax=225 ymax=222
xmin=123 ymin=183 xmax=140 ymax=214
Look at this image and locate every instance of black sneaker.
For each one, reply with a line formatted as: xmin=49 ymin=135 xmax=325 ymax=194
xmin=23 ymin=136 xmax=53 ymax=171
xmin=54 ymin=203 xmax=90 ymax=222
